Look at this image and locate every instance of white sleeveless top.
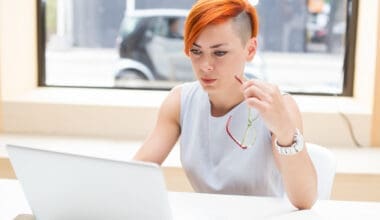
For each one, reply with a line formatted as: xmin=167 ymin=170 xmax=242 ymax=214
xmin=180 ymin=81 xmax=284 ymax=196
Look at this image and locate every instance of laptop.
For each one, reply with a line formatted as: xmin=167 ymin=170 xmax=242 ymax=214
xmin=6 ymin=144 xmax=173 ymax=220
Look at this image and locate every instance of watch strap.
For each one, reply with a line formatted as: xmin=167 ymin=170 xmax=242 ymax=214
xmin=275 ymin=128 xmax=304 ymax=155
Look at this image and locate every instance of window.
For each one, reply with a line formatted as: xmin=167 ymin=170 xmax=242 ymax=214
xmin=39 ymin=0 xmax=358 ymax=95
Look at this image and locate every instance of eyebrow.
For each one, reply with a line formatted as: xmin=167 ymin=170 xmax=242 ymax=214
xmin=193 ymin=42 xmax=228 ymax=49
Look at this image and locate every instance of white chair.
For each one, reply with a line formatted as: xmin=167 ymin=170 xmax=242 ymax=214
xmin=306 ymin=143 xmax=337 ymax=199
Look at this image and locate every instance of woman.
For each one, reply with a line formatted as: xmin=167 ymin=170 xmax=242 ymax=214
xmin=134 ymin=0 xmax=317 ymax=209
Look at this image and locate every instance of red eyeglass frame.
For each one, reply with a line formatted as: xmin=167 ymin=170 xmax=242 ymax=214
xmin=225 ymin=115 xmax=249 ymax=149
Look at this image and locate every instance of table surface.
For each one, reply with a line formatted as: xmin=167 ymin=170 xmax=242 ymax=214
xmin=1 ymin=179 xmax=380 ymax=220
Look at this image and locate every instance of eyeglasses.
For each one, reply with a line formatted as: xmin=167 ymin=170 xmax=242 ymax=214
xmin=225 ymin=108 xmax=259 ymax=150
xmin=226 ymin=74 xmax=258 ymax=149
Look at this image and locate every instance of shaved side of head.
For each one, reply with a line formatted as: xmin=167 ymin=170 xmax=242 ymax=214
xmin=232 ymin=11 xmax=253 ymax=45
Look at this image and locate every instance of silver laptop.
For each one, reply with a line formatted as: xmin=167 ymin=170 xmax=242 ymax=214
xmin=6 ymin=144 xmax=173 ymax=220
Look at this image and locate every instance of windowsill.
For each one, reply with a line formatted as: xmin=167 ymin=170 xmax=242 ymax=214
xmin=3 ymin=86 xmax=372 ymax=114
xmin=0 ymin=86 xmax=373 ymax=146
xmin=3 ymin=87 xmax=169 ymax=108
xmin=1 ymin=132 xmax=379 ymax=174
xmin=295 ymin=95 xmax=372 ymax=115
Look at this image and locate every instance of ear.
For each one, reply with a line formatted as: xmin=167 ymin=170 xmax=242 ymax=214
xmin=246 ymin=37 xmax=257 ymax=62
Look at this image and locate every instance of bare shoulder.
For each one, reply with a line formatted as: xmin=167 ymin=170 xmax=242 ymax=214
xmin=169 ymin=84 xmax=183 ymax=98
xmin=163 ymin=84 xmax=182 ymax=109
xmin=159 ymin=84 xmax=183 ymax=123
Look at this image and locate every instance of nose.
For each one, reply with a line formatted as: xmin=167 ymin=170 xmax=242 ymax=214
xmin=200 ymin=56 xmax=214 ymax=73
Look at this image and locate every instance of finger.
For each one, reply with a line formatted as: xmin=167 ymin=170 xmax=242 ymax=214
xmin=241 ymin=79 xmax=254 ymax=91
xmin=243 ymin=85 xmax=271 ymax=103
xmin=234 ymin=75 xmax=244 ymax=85
xmin=243 ymin=79 xmax=277 ymax=96
xmin=245 ymin=97 xmax=269 ymax=113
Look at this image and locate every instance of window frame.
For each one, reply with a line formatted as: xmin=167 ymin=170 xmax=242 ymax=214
xmin=37 ymin=0 xmax=45 ymax=87
xmin=37 ymin=0 xmax=359 ymax=96
xmin=342 ymin=0 xmax=359 ymax=97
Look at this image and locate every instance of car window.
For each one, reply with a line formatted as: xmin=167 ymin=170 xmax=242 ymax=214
xmin=165 ymin=17 xmax=185 ymax=39
xmin=152 ymin=17 xmax=168 ymax=37
xmin=151 ymin=17 xmax=185 ymax=39
xmin=120 ymin=17 xmax=139 ymax=37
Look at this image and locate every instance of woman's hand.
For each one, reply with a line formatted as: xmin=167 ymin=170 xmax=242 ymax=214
xmin=239 ymin=78 xmax=297 ymax=146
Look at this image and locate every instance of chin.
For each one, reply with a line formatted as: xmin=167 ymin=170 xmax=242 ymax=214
xmin=199 ymin=84 xmax=219 ymax=94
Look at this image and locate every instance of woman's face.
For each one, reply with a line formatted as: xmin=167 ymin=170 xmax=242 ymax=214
xmin=188 ymin=19 xmax=256 ymax=93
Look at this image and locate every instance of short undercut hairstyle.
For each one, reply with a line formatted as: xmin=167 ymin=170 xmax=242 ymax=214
xmin=184 ymin=0 xmax=259 ymax=55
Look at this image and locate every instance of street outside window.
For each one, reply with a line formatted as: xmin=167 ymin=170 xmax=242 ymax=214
xmin=41 ymin=0 xmax=356 ymax=95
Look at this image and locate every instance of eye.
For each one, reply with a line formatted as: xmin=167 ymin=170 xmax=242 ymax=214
xmin=190 ymin=48 xmax=202 ymax=56
xmin=214 ymin=51 xmax=227 ymax=57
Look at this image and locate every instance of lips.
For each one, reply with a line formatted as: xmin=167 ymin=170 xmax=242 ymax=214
xmin=201 ymin=78 xmax=217 ymax=84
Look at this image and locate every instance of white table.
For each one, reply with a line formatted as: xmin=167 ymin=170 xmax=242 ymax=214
xmin=1 ymin=179 xmax=380 ymax=220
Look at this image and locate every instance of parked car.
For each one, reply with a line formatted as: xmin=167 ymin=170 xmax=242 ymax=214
xmin=114 ymin=9 xmax=265 ymax=87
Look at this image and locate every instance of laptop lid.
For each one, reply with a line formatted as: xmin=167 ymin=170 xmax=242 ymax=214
xmin=6 ymin=144 xmax=173 ymax=220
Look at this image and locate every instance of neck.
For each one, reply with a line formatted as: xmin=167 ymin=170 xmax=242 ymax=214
xmin=208 ymin=88 xmax=244 ymax=117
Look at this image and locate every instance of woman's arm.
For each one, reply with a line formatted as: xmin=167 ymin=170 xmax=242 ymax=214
xmin=133 ymin=86 xmax=182 ymax=165
xmin=271 ymin=95 xmax=317 ymax=210
xmin=241 ymin=79 xmax=317 ymax=209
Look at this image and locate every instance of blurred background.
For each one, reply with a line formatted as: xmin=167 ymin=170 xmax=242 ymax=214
xmin=43 ymin=0 xmax=349 ymax=94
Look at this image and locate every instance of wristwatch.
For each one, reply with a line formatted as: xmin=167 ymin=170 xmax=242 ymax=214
xmin=274 ymin=128 xmax=304 ymax=155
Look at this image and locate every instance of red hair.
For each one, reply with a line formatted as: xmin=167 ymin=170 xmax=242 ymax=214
xmin=184 ymin=0 xmax=259 ymax=55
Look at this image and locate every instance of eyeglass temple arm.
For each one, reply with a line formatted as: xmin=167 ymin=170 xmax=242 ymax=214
xmin=226 ymin=115 xmax=248 ymax=150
